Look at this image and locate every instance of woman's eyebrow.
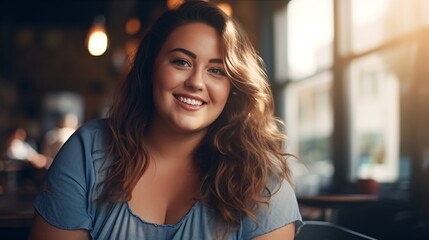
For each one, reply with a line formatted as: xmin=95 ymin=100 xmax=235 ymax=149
xmin=209 ymin=58 xmax=222 ymax=63
xmin=169 ymin=48 xmax=223 ymax=63
xmin=169 ymin=48 xmax=196 ymax=59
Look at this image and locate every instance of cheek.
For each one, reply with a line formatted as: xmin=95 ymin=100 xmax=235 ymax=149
xmin=152 ymin=70 xmax=173 ymax=105
xmin=224 ymin=81 xmax=232 ymax=99
xmin=212 ymin=81 xmax=231 ymax=105
xmin=153 ymin=62 xmax=185 ymax=91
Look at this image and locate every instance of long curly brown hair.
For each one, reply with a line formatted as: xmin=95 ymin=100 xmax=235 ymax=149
xmin=99 ymin=0 xmax=293 ymax=235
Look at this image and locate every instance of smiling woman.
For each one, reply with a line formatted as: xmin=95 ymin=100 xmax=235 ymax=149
xmin=152 ymin=22 xmax=231 ymax=134
xmin=29 ymin=1 xmax=302 ymax=240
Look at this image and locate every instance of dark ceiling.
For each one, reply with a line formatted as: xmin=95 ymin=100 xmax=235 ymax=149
xmin=1 ymin=0 xmax=108 ymax=26
xmin=0 ymin=0 xmax=162 ymax=27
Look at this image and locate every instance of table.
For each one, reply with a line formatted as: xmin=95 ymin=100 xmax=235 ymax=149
xmin=0 ymin=190 xmax=35 ymax=240
xmin=298 ymin=194 xmax=379 ymax=222
xmin=0 ymin=160 xmax=40 ymax=239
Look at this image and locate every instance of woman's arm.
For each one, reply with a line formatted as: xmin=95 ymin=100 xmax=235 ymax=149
xmin=253 ymin=222 xmax=295 ymax=240
xmin=29 ymin=211 xmax=91 ymax=240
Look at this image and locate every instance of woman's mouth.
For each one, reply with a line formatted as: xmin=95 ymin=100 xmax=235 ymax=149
xmin=175 ymin=95 xmax=206 ymax=106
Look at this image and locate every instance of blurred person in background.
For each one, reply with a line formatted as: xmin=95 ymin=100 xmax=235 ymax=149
xmin=4 ymin=126 xmax=47 ymax=169
xmin=42 ymin=113 xmax=78 ymax=169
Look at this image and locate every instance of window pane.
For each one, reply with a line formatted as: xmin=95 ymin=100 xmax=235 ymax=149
xmin=348 ymin=42 xmax=418 ymax=182
xmin=273 ymin=3 xmax=288 ymax=81
xmin=286 ymin=0 xmax=333 ymax=79
xmin=285 ymin=72 xmax=333 ymax=195
xmin=351 ymin=0 xmax=422 ymax=53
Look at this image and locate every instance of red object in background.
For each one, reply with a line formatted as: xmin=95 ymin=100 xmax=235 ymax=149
xmin=357 ymin=179 xmax=379 ymax=195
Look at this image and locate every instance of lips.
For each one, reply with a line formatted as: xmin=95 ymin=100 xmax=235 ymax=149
xmin=173 ymin=94 xmax=207 ymax=111
xmin=176 ymin=96 xmax=203 ymax=106
xmin=174 ymin=94 xmax=207 ymax=106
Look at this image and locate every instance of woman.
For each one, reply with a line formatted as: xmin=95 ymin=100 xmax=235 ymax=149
xmin=30 ymin=1 xmax=302 ymax=239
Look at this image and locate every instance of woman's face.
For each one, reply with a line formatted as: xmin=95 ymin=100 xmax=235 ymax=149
xmin=152 ymin=22 xmax=231 ymax=135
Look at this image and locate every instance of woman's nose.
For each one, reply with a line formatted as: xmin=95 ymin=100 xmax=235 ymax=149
xmin=184 ymin=69 xmax=204 ymax=91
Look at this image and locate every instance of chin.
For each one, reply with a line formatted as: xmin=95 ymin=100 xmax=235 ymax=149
xmin=175 ymin=123 xmax=208 ymax=134
xmin=180 ymin=125 xmax=206 ymax=133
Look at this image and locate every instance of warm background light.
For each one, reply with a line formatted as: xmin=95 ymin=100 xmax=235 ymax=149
xmin=86 ymin=15 xmax=108 ymax=56
xmin=125 ymin=17 xmax=141 ymax=35
xmin=87 ymin=26 xmax=108 ymax=56
xmin=217 ymin=2 xmax=233 ymax=16
xmin=167 ymin=0 xmax=210 ymax=9
xmin=167 ymin=0 xmax=185 ymax=10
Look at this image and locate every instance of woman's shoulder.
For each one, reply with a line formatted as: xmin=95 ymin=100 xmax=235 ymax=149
xmin=76 ymin=118 xmax=109 ymax=134
xmin=240 ymin=178 xmax=302 ymax=239
xmin=51 ymin=118 xmax=110 ymax=162
xmin=73 ymin=118 xmax=110 ymax=143
xmin=270 ymin=178 xmax=295 ymax=195
xmin=265 ymin=178 xmax=299 ymax=209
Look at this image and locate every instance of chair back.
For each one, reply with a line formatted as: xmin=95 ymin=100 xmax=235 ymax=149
xmin=295 ymin=221 xmax=378 ymax=240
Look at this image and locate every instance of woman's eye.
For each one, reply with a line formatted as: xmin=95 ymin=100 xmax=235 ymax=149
xmin=209 ymin=68 xmax=226 ymax=76
xmin=171 ymin=59 xmax=190 ymax=67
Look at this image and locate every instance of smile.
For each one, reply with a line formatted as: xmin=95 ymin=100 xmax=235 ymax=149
xmin=175 ymin=96 xmax=205 ymax=106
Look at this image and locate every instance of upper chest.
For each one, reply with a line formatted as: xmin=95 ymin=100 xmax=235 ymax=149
xmin=128 ymin=159 xmax=201 ymax=225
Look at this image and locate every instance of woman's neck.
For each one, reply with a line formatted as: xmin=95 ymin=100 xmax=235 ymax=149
xmin=144 ymin=119 xmax=207 ymax=164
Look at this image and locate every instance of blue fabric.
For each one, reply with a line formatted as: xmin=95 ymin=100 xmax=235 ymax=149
xmin=34 ymin=119 xmax=302 ymax=240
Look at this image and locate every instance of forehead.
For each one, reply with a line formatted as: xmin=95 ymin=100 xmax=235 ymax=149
xmin=160 ymin=22 xmax=223 ymax=58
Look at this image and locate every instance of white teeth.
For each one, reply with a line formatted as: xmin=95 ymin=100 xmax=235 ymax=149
xmin=177 ymin=96 xmax=203 ymax=106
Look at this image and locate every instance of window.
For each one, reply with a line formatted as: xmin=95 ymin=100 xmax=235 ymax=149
xmin=275 ymin=0 xmax=428 ymax=197
xmin=285 ymin=0 xmax=333 ymax=80
xmin=350 ymin=0 xmax=421 ymax=53
xmin=285 ymin=72 xmax=333 ymax=195
xmin=275 ymin=0 xmax=334 ymax=195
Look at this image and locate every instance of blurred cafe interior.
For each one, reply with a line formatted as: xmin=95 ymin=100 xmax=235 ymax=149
xmin=1 ymin=0 xmax=429 ymax=239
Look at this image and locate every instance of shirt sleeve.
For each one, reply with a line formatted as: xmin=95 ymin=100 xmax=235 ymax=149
xmin=241 ymin=180 xmax=303 ymax=239
xmin=33 ymin=123 xmax=99 ymax=230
